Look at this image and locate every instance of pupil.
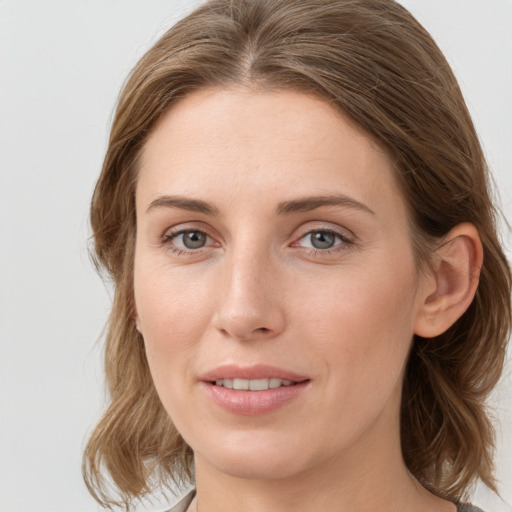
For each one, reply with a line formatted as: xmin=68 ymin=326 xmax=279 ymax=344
xmin=311 ymin=231 xmax=335 ymax=249
xmin=183 ymin=231 xmax=206 ymax=249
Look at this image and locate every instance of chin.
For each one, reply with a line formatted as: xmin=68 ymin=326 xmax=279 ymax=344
xmin=211 ymin=454 xmax=304 ymax=481
xmin=193 ymin=433 xmax=321 ymax=482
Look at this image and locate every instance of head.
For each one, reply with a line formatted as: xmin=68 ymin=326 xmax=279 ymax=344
xmin=84 ymin=0 xmax=511 ymax=509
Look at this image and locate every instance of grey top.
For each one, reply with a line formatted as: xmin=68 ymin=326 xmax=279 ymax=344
xmin=165 ymin=490 xmax=486 ymax=512
xmin=458 ymin=504 xmax=485 ymax=512
xmin=165 ymin=490 xmax=194 ymax=512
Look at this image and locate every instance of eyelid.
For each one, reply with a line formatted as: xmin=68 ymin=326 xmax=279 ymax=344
xmin=163 ymin=228 xmax=212 ymax=244
xmin=162 ymin=221 xmax=217 ymax=240
xmin=158 ymin=221 xmax=356 ymax=256
xmin=160 ymin=222 xmax=220 ymax=254
xmin=292 ymin=222 xmax=355 ymax=242
xmin=290 ymin=223 xmax=356 ymax=255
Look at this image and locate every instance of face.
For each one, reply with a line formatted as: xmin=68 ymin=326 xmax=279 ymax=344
xmin=134 ymin=87 xmax=430 ymax=482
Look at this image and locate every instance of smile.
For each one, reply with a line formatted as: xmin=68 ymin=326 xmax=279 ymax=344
xmin=214 ymin=378 xmax=296 ymax=390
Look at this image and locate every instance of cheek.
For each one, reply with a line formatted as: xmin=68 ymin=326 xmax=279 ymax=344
xmin=303 ymin=274 xmax=418 ymax=446
xmin=293 ymin=259 xmax=419 ymax=390
xmin=294 ymin=257 xmax=418 ymax=336
xmin=133 ymin=259 xmax=212 ymax=376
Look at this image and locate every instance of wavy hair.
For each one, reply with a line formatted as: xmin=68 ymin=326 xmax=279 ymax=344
xmin=83 ymin=0 xmax=511 ymax=509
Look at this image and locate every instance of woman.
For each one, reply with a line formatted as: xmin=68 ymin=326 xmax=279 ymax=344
xmin=83 ymin=1 xmax=511 ymax=511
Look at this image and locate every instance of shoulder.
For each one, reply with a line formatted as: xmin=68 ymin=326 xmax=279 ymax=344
xmin=163 ymin=489 xmax=196 ymax=512
xmin=457 ymin=503 xmax=486 ymax=512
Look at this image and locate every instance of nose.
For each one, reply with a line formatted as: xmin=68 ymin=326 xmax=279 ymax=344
xmin=212 ymin=251 xmax=286 ymax=341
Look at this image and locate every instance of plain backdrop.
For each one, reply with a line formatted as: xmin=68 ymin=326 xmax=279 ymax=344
xmin=0 ymin=1 xmax=511 ymax=511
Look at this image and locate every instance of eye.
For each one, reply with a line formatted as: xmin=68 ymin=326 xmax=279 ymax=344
xmin=178 ymin=230 xmax=208 ymax=249
xmin=163 ymin=229 xmax=214 ymax=252
xmin=305 ymin=231 xmax=337 ymax=249
xmin=295 ymin=229 xmax=352 ymax=251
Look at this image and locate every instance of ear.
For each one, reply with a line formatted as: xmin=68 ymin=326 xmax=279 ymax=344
xmin=414 ymin=223 xmax=483 ymax=338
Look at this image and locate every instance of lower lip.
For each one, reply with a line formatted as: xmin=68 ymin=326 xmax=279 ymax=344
xmin=202 ymin=381 xmax=310 ymax=415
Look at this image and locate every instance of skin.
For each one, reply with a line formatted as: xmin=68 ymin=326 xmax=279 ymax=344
xmin=133 ymin=87 xmax=479 ymax=512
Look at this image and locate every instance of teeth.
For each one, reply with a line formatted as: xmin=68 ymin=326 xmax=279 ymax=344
xmin=233 ymin=378 xmax=249 ymax=390
xmin=269 ymin=378 xmax=282 ymax=389
xmin=249 ymin=379 xmax=269 ymax=391
xmin=214 ymin=378 xmax=296 ymax=390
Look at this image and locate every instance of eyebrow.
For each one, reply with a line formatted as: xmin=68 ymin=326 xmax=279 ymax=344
xmin=146 ymin=193 xmax=374 ymax=217
xmin=146 ymin=195 xmax=220 ymax=215
xmin=275 ymin=194 xmax=375 ymax=216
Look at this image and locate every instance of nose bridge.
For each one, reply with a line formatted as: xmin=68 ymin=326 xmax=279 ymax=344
xmin=214 ymin=239 xmax=285 ymax=340
xmin=229 ymin=246 xmax=269 ymax=305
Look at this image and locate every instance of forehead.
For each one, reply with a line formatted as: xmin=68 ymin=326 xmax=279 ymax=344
xmin=137 ymin=86 xmax=405 ymax=218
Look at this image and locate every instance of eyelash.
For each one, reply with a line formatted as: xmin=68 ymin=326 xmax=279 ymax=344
xmin=160 ymin=226 xmax=355 ymax=257
xmin=293 ymin=228 xmax=354 ymax=255
xmin=161 ymin=228 xmax=216 ymax=256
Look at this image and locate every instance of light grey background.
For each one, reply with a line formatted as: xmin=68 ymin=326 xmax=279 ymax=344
xmin=0 ymin=1 xmax=511 ymax=511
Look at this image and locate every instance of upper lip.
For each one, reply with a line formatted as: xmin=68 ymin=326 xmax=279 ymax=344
xmin=200 ymin=364 xmax=309 ymax=382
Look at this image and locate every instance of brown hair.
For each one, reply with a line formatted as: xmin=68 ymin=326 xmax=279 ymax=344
xmin=83 ymin=0 xmax=511 ymax=509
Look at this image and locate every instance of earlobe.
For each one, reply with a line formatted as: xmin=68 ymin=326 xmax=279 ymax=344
xmin=414 ymin=223 xmax=483 ymax=338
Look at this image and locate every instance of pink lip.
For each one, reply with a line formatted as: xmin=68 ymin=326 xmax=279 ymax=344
xmin=200 ymin=364 xmax=308 ymax=382
xmin=199 ymin=364 xmax=310 ymax=416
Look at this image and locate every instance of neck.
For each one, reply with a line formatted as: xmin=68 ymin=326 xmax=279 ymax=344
xmin=194 ymin=456 xmax=414 ymax=512
xmin=191 ymin=404 xmax=455 ymax=512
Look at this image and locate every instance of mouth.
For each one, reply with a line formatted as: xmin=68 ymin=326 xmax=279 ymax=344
xmin=212 ymin=378 xmax=301 ymax=390
xmin=200 ymin=365 xmax=310 ymax=415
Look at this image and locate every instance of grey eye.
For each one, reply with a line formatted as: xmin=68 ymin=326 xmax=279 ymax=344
xmin=179 ymin=231 xmax=208 ymax=249
xmin=309 ymin=231 xmax=336 ymax=249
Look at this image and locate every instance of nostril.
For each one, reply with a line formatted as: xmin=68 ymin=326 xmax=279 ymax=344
xmin=213 ymin=304 xmax=286 ymax=341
